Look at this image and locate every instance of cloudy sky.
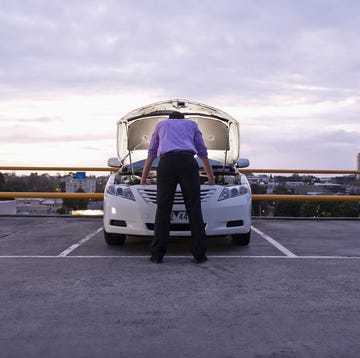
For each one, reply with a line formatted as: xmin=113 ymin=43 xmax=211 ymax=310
xmin=1 ymin=0 xmax=359 ymax=172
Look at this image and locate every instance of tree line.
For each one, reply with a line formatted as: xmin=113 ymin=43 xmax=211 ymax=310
xmin=0 ymin=172 xmax=59 ymax=193
xmin=251 ymin=183 xmax=360 ymax=217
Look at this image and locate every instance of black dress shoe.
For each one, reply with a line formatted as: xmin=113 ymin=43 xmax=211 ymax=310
xmin=194 ymin=256 xmax=208 ymax=264
xmin=150 ymin=256 xmax=163 ymax=263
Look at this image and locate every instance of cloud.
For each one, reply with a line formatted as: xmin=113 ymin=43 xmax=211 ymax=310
xmin=1 ymin=0 xmax=360 ymax=169
xmin=0 ymin=116 xmax=63 ymax=123
xmin=243 ymin=127 xmax=360 ymax=170
xmin=1 ymin=0 xmax=359 ymax=97
xmin=0 ymin=125 xmax=112 ymax=144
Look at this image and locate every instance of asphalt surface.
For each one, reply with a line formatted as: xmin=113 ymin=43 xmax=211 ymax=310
xmin=1 ymin=216 xmax=360 ymax=358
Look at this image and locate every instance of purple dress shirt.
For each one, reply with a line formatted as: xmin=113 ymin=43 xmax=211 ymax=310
xmin=148 ymin=119 xmax=208 ymax=159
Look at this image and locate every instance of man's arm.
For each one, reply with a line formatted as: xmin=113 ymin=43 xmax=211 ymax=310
xmin=140 ymin=157 xmax=155 ymax=185
xmin=200 ymin=157 xmax=215 ymax=185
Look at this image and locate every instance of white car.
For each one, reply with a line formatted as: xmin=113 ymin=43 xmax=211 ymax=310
xmin=103 ymin=99 xmax=252 ymax=246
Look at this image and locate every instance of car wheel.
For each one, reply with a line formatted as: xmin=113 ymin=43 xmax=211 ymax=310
xmin=104 ymin=229 xmax=126 ymax=245
xmin=231 ymin=231 xmax=251 ymax=246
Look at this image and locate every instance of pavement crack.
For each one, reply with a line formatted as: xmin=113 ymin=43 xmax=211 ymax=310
xmin=0 ymin=231 xmax=16 ymax=238
xmin=199 ymin=264 xmax=235 ymax=280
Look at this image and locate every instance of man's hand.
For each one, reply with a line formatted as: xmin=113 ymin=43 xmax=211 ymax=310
xmin=200 ymin=157 xmax=215 ymax=186
xmin=204 ymin=180 xmax=215 ymax=185
xmin=141 ymin=157 xmax=155 ymax=185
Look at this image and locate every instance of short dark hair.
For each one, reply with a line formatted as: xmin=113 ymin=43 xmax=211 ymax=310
xmin=168 ymin=111 xmax=184 ymax=119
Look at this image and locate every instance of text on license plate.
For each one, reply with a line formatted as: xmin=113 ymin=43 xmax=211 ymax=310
xmin=170 ymin=211 xmax=189 ymax=223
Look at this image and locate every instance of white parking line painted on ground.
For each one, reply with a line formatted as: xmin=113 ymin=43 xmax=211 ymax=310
xmin=57 ymin=227 xmax=103 ymax=257
xmin=251 ymin=225 xmax=297 ymax=258
xmin=1 ymin=255 xmax=360 ymax=259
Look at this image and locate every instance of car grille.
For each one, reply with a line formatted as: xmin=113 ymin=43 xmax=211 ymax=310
xmin=138 ymin=187 xmax=216 ymax=204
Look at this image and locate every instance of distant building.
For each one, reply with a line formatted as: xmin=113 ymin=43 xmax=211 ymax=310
xmin=63 ymin=172 xmax=96 ymax=193
xmin=247 ymin=175 xmax=269 ymax=185
xmin=16 ymin=198 xmax=63 ymax=215
xmin=285 ymin=181 xmax=305 ymax=187
xmin=357 ymin=153 xmax=360 ymax=180
xmin=314 ymin=182 xmax=346 ymax=194
xmin=16 ymin=198 xmax=43 ymax=206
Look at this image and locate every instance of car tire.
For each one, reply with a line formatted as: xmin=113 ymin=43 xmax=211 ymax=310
xmin=231 ymin=231 xmax=251 ymax=246
xmin=104 ymin=229 xmax=126 ymax=245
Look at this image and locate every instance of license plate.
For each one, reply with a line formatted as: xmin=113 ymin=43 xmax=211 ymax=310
xmin=170 ymin=211 xmax=189 ymax=223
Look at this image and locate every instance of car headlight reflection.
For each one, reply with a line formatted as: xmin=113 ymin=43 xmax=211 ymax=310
xmin=106 ymin=184 xmax=135 ymax=201
xmin=218 ymin=185 xmax=249 ymax=201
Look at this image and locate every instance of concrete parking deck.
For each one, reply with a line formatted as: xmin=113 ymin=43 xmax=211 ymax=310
xmin=1 ymin=216 xmax=360 ymax=357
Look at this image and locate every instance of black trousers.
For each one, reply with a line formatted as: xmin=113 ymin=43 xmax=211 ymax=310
xmin=151 ymin=152 xmax=207 ymax=260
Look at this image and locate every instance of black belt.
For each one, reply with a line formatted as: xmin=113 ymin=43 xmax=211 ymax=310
xmin=160 ymin=150 xmax=195 ymax=158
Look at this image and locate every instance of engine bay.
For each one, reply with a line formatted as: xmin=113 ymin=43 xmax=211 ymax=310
xmin=113 ymin=159 xmax=242 ymax=186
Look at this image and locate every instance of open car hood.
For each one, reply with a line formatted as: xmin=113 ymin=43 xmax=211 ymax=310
xmin=117 ymin=99 xmax=240 ymax=165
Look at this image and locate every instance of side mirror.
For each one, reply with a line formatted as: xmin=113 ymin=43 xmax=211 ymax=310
xmin=236 ymin=158 xmax=250 ymax=168
xmin=107 ymin=157 xmax=121 ymax=168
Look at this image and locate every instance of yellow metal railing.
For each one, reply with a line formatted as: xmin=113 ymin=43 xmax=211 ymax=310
xmin=0 ymin=192 xmax=104 ymax=199
xmin=0 ymin=166 xmax=360 ymax=201
xmin=1 ymin=192 xmax=360 ymax=202
xmin=253 ymin=194 xmax=360 ymax=202
xmin=0 ymin=166 xmax=117 ymax=172
xmin=239 ymin=169 xmax=360 ymax=175
xmin=239 ymin=168 xmax=360 ymax=201
xmin=0 ymin=166 xmax=112 ymax=199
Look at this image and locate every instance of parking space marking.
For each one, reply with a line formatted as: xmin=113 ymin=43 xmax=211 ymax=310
xmin=57 ymin=227 xmax=103 ymax=257
xmin=1 ymin=255 xmax=360 ymax=259
xmin=251 ymin=225 xmax=297 ymax=257
xmin=60 ymin=255 xmax=360 ymax=259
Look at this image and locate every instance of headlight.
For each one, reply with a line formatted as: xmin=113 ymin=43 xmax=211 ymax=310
xmin=218 ymin=185 xmax=249 ymax=201
xmin=106 ymin=184 xmax=135 ymax=201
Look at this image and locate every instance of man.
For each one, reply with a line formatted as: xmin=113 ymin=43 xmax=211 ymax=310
xmin=141 ymin=111 xmax=215 ymax=263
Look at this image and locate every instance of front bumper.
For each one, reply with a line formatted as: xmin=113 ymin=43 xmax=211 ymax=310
xmin=103 ymin=184 xmax=251 ymax=237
